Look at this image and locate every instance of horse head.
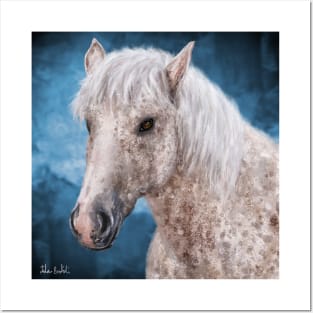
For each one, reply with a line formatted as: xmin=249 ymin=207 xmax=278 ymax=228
xmin=70 ymin=39 xmax=194 ymax=250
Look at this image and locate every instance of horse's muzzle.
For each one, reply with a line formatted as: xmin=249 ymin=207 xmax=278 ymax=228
xmin=70 ymin=200 xmax=123 ymax=251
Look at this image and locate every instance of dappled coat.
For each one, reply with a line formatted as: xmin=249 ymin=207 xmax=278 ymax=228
xmin=70 ymin=39 xmax=279 ymax=279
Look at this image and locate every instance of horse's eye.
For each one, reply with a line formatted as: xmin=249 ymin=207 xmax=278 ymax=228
xmin=139 ymin=118 xmax=154 ymax=133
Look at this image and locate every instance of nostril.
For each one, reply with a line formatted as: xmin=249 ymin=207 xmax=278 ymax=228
xmin=96 ymin=211 xmax=111 ymax=235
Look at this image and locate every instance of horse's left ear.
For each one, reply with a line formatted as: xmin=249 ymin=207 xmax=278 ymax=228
xmin=85 ymin=38 xmax=106 ymax=75
xmin=166 ymin=41 xmax=195 ymax=95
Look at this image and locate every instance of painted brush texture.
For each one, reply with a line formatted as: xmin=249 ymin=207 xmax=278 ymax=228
xmin=32 ymin=32 xmax=278 ymax=278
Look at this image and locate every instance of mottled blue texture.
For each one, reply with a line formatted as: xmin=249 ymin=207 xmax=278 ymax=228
xmin=32 ymin=32 xmax=279 ymax=279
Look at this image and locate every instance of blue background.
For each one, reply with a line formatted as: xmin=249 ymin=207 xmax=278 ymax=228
xmin=32 ymin=32 xmax=279 ymax=279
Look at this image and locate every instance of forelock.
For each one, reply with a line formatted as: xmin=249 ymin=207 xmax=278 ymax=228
xmin=71 ymin=47 xmax=173 ymax=120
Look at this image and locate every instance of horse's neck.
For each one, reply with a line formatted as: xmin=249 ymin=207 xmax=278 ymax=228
xmin=145 ymin=170 xmax=223 ymax=270
xmin=146 ymin=170 xmax=217 ymax=232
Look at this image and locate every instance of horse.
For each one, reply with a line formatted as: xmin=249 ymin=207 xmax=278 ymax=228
xmin=70 ymin=38 xmax=279 ymax=278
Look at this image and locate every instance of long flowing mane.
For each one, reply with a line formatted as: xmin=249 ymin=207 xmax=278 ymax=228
xmin=177 ymin=66 xmax=244 ymax=196
xmin=72 ymin=46 xmax=244 ymax=197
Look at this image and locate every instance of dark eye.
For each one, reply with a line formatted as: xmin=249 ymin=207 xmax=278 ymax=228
xmin=138 ymin=118 xmax=154 ymax=133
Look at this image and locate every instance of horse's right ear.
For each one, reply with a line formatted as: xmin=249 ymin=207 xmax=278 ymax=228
xmin=166 ymin=41 xmax=195 ymax=97
xmin=85 ymin=38 xmax=106 ymax=75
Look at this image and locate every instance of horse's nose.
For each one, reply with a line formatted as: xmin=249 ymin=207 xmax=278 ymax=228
xmin=70 ymin=194 xmax=123 ymax=250
xmin=70 ymin=203 xmax=112 ymax=246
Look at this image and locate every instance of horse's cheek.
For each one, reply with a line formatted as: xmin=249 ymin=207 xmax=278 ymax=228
xmin=152 ymin=135 xmax=177 ymax=186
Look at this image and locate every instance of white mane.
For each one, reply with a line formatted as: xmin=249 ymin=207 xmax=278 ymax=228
xmin=177 ymin=67 xmax=244 ymax=195
xmin=71 ymin=46 xmax=244 ymax=196
xmin=72 ymin=48 xmax=173 ymax=119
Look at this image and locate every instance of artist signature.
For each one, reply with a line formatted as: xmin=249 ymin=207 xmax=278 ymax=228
xmin=40 ymin=264 xmax=71 ymax=275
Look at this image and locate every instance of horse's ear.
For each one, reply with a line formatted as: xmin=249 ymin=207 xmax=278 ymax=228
xmin=166 ymin=41 xmax=195 ymax=95
xmin=85 ymin=38 xmax=106 ymax=75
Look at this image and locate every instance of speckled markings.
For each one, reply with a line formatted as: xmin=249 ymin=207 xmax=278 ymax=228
xmin=146 ymin=124 xmax=278 ymax=278
xmin=71 ymin=39 xmax=279 ymax=278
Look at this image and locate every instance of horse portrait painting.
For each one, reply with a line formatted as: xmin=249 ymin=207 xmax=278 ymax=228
xmin=69 ymin=38 xmax=279 ymax=279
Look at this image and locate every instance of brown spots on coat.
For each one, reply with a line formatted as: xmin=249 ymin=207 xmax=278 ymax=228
xmin=255 ymin=265 xmax=264 ymax=276
xmin=263 ymin=235 xmax=273 ymax=243
xmin=253 ymin=213 xmax=265 ymax=230
xmin=242 ymin=230 xmax=249 ymax=237
xmin=270 ymin=214 xmax=279 ymax=228
xmin=138 ymin=142 xmax=146 ymax=149
xmin=222 ymin=241 xmax=231 ymax=249
xmin=146 ymin=124 xmax=278 ymax=278
xmin=182 ymin=251 xmax=190 ymax=260
xmin=183 ymin=250 xmax=199 ymax=267
xmin=206 ymin=230 xmax=216 ymax=250
xmin=247 ymin=246 xmax=253 ymax=253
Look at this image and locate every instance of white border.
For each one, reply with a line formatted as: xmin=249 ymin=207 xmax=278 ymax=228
xmin=0 ymin=0 xmax=310 ymax=311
